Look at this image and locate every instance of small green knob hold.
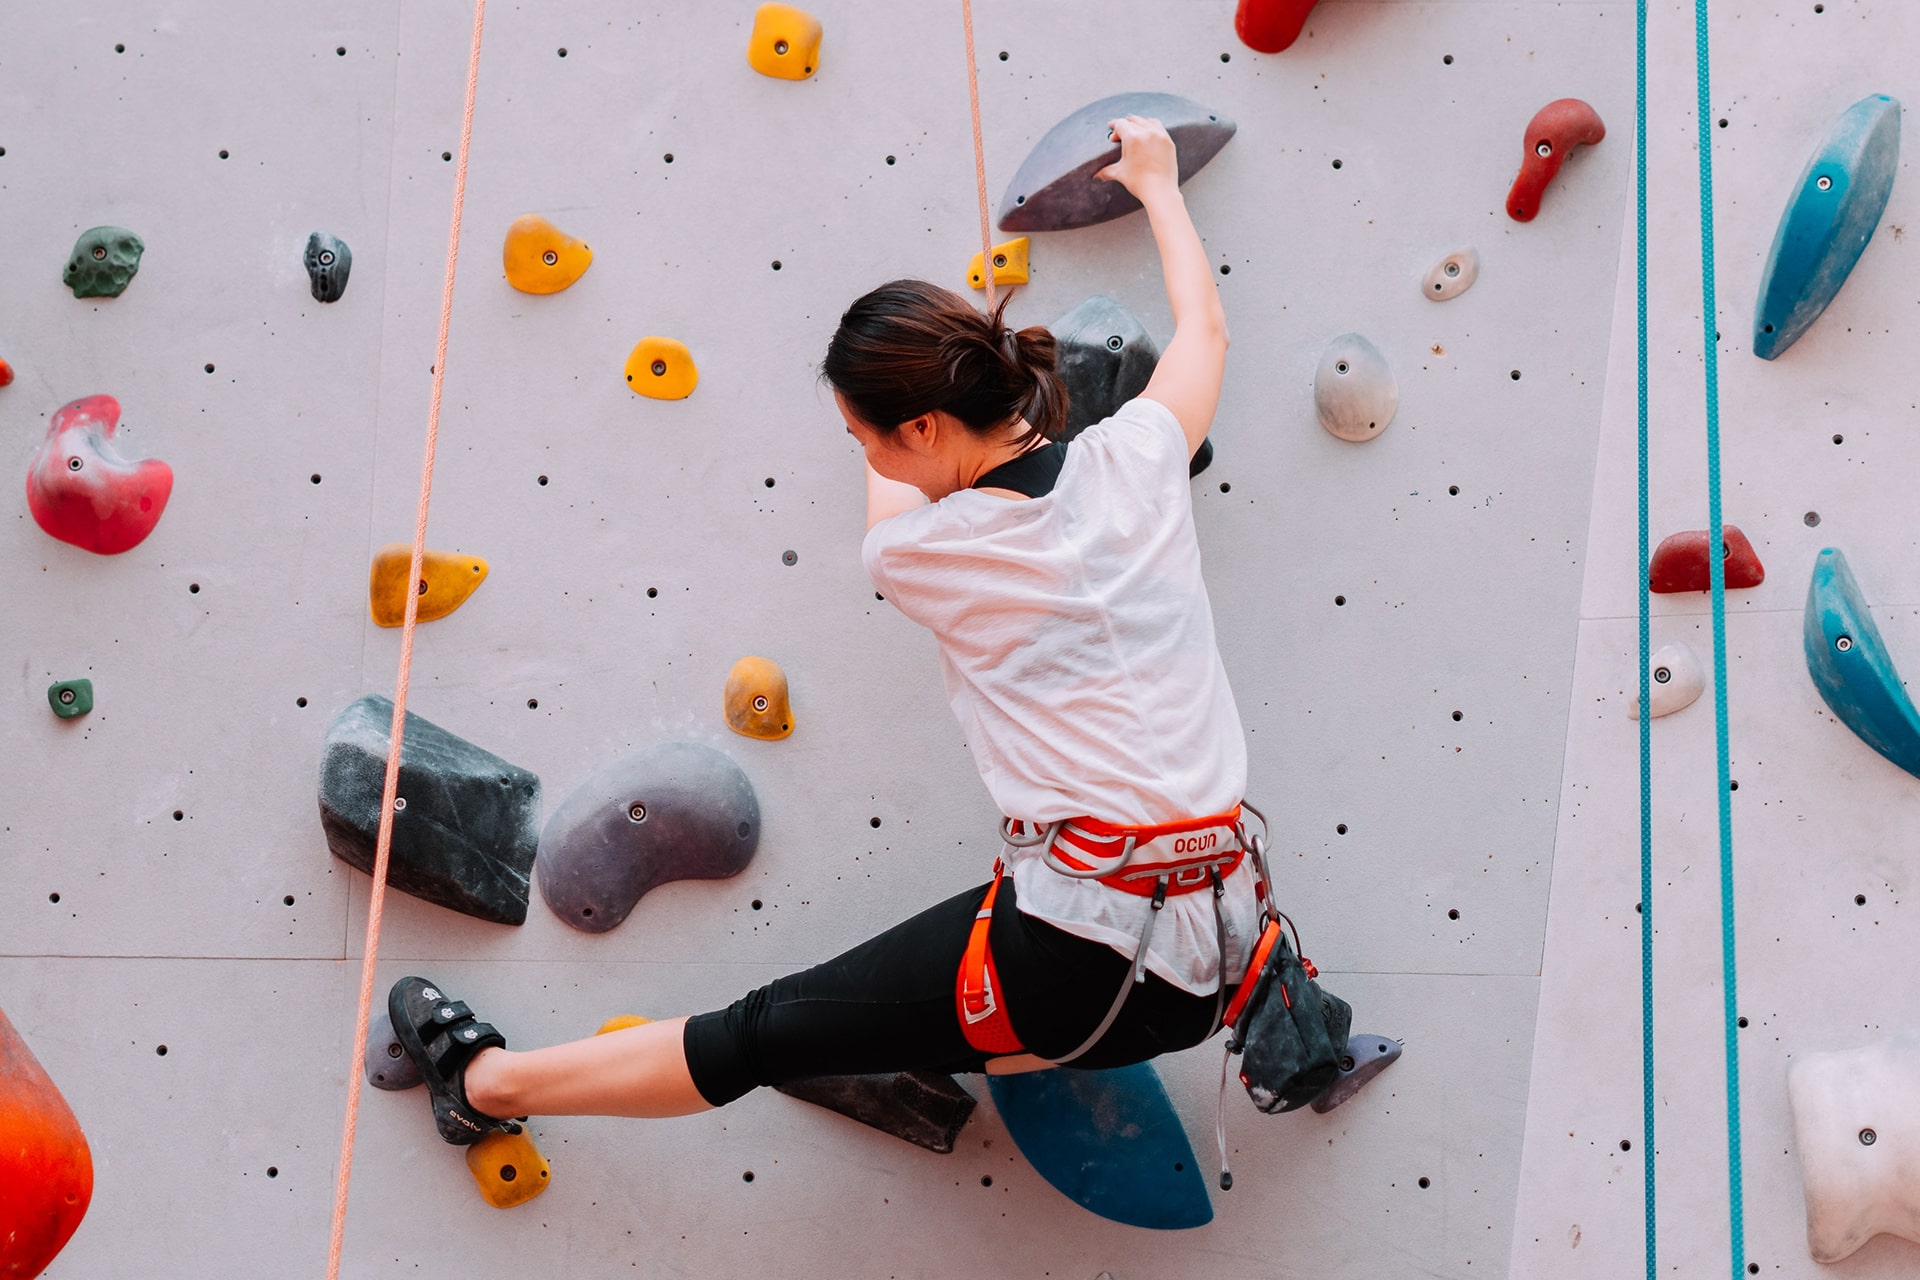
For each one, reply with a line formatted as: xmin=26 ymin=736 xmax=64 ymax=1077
xmin=48 ymin=679 xmax=93 ymax=719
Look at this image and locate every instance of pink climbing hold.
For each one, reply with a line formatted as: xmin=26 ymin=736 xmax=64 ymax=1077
xmin=1234 ymin=0 xmax=1319 ymax=53
xmin=26 ymin=394 xmax=174 ymax=555
xmin=1649 ymin=526 xmax=1765 ymax=594
xmin=1505 ymin=98 xmax=1606 ymax=222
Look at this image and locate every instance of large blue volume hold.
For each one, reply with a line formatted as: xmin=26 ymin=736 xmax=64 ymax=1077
xmin=1752 ymin=95 xmax=1900 ymax=360
xmin=1803 ymin=547 xmax=1920 ymax=779
xmin=986 ymin=1063 xmax=1212 ymax=1229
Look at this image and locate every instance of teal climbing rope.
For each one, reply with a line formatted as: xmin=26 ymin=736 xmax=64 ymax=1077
xmin=1688 ymin=1 xmax=1747 ymax=1275
xmin=1634 ymin=0 xmax=1655 ymax=1275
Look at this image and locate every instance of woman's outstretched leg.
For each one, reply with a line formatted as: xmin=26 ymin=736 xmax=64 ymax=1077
xmin=463 ymin=1017 xmax=711 ymax=1120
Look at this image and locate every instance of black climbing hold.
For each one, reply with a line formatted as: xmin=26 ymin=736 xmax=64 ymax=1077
xmin=997 ymin=93 xmax=1236 ymax=233
xmin=774 ymin=1070 xmax=977 ymax=1154
xmin=304 ymin=232 xmax=352 ymax=303
xmin=1309 ymin=1033 xmax=1403 ymax=1113
xmin=317 ymin=694 xmax=542 ymax=925
xmin=537 ymin=741 xmax=761 ymax=934
xmin=1049 ymin=295 xmax=1212 ymax=476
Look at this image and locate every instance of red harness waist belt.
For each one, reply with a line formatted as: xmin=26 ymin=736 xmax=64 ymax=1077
xmin=956 ymin=807 xmax=1249 ymax=1057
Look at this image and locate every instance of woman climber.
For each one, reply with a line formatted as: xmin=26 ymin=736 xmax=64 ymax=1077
xmin=387 ymin=113 xmax=1262 ymax=1140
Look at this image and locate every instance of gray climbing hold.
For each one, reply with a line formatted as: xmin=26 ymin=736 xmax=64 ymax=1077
xmin=317 ymin=694 xmax=542 ymax=925
xmin=305 ymin=232 xmax=352 ymax=303
xmin=998 ymin=93 xmax=1236 ymax=233
xmin=365 ymin=1011 xmax=422 ymax=1091
xmin=774 ymin=1070 xmax=976 ymax=1154
xmin=537 ymin=741 xmax=761 ymax=933
xmin=1421 ymin=247 xmax=1478 ymax=301
xmin=1313 ymin=333 xmax=1397 ymax=442
xmin=1049 ymin=294 xmax=1212 ymax=477
xmin=1310 ymin=1033 xmax=1402 ymax=1113
xmin=63 ymin=226 xmax=145 ymax=298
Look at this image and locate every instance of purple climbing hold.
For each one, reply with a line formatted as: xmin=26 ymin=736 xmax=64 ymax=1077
xmin=997 ymin=93 xmax=1236 ymax=234
xmin=537 ymin=742 xmax=761 ymax=933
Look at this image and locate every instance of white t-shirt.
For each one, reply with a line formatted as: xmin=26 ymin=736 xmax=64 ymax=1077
xmin=862 ymin=396 xmax=1257 ymax=994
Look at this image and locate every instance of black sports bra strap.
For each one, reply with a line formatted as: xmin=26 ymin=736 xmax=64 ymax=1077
xmin=972 ymin=441 xmax=1067 ymax=498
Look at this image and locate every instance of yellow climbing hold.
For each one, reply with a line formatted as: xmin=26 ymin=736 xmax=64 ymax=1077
xmin=746 ymin=3 xmax=822 ymax=80
xmin=502 ymin=214 xmax=592 ymax=294
xmin=464 ymin=1127 xmax=551 ymax=1209
xmin=624 ymin=337 xmax=698 ymax=400
xmin=367 ymin=544 xmax=489 ymax=628
xmin=724 ymin=656 xmax=794 ymax=741
xmin=967 ymin=237 xmax=1031 ymax=291
xmin=594 ymin=1015 xmax=653 ymax=1035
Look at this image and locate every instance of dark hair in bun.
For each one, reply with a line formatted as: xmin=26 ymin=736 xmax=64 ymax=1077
xmin=822 ymin=279 xmax=1067 ymax=448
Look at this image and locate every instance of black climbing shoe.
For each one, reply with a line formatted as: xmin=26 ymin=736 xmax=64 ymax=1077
xmin=387 ymin=975 xmax=512 ymax=1146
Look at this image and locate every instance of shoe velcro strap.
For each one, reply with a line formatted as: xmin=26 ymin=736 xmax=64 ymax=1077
xmin=430 ymin=1000 xmax=476 ymax=1025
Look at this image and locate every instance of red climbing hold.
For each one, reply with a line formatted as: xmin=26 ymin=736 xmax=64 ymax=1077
xmin=26 ymin=394 xmax=173 ymax=555
xmin=1234 ymin=0 xmax=1319 ymax=53
xmin=0 ymin=1005 xmax=93 ymax=1280
xmin=1649 ymin=526 xmax=1765 ymax=594
xmin=1505 ymin=98 xmax=1606 ymax=222
xmin=0 ymin=358 xmax=14 ymax=387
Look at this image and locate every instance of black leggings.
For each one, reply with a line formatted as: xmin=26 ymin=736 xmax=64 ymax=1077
xmin=683 ymin=875 xmax=1232 ymax=1107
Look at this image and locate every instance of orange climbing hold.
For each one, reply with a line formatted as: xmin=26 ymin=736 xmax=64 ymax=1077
xmin=725 ymin=656 xmax=794 ymax=740
xmin=747 ymin=3 xmax=821 ymax=80
xmin=367 ymin=544 xmax=489 ymax=627
xmin=0 ymin=1006 xmax=93 ymax=1279
xmin=501 ymin=215 xmax=593 ymax=294
xmin=595 ymin=1015 xmax=653 ymax=1035
xmin=624 ymin=337 xmax=698 ymax=399
xmin=464 ymin=1126 xmax=551 ymax=1209
xmin=967 ymin=237 xmax=1030 ymax=291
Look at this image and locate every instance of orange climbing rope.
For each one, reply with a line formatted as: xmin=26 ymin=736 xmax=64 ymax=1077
xmin=323 ymin=1 xmax=488 ymax=1275
xmin=958 ymin=0 xmax=997 ymax=312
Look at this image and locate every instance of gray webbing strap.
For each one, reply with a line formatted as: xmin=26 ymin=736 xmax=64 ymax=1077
xmin=1047 ymin=877 xmax=1166 ymax=1065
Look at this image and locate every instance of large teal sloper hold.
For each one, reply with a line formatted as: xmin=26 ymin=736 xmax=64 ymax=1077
xmin=986 ymin=1062 xmax=1212 ymax=1229
xmin=1752 ymin=95 xmax=1900 ymax=360
xmin=1803 ymin=547 xmax=1920 ymax=779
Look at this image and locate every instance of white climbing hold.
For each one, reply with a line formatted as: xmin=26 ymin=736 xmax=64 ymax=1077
xmin=1788 ymin=1036 xmax=1920 ymax=1263
xmin=1627 ymin=641 xmax=1705 ymax=720
xmin=1421 ymin=247 xmax=1479 ymax=301
xmin=1313 ymin=333 xmax=1397 ymax=443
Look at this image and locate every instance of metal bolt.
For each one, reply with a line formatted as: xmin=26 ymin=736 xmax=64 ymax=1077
xmin=542 ymin=249 xmax=558 ymax=265
xmin=1838 ymin=635 xmax=1854 ymax=653
xmin=417 ymin=579 xmax=429 ymax=595
xmin=58 ymin=688 xmax=76 ymax=705
xmin=1536 ymin=140 xmax=1553 ymax=157
xmin=992 ymin=253 xmax=1007 ymax=268
xmin=1861 ymin=1127 xmax=1877 ymax=1145
xmin=1444 ymin=261 xmax=1461 ymax=277
xmin=752 ymin=695 xmax=769 ymax=712
xmin=629 ymin=803 xmax=648 ymax=823
xmin=92 ymin=245 xmax=108 ymax=260
xmin=1817 ymin=175 xmax=1833 ymax=191
xmin=68 ymin=456 xmax=84 ymax=471
xmin=393 ymin=797 xmax=407 ymax=811
xmin=319 ymin=250 xmax=335 ymax=265
xmin=386 ymin=1042 xmax=403 ymax=1058
xmin=1335 ymin=361 xmax=1350 ymax=375
xmin=1654 ymin=667 xmax=1671 ymax=684
xmin=774 ymin=38 xmax=789 ymax=54
xmin=651 ymin=360 xmax=667 ymax=376
xmin=1105 ymin=335 xmax=1123 ymax=351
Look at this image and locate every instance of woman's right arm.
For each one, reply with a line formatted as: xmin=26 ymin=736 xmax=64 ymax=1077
xmin=1098 ymin=116 xmax=1228 ymax=461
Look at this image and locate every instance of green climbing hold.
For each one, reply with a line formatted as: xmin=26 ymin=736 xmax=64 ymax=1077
xmin=63 ymin=227 xmax=144 ymax=299
xmin=47 ymin=680 xmax=92 ymax=720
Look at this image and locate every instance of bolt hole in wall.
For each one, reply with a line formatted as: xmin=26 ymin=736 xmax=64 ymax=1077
xmin=751 ymin=899 xmax=763 ymax=910
xmin=1448 ymin=908 xmax=1460 ymax=920
xmin=1336 ymin=823 xmax=1348 ymax=835
xmin=1805 ymin=511 xmax=1821 ymax=526
xmin=742 ymin=1171 xmax=755 ymax=1183
xmin=1417 ymin=1177 xmax=1431 ymax=1189
xmin=49 ymin=893 xmax=59 ymax=903
xmin=296 ymin=697 xmax=308 ymax=707
xmin=1856 ymin=893 xmax=1867 ymax=905
xmin=527 ymin=699 xmax=538 ymax=710
xmin=537 ymin=475 xmax=549 ymax=485
xmin=155 ymin=1045 xmax=167 ymax=1056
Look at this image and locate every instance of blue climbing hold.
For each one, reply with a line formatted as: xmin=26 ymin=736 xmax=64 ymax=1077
xmin=1752 ymin=95 xmax=1900 ymax=360
xmin=986 ymin=1063 xmax=1212 ymax=1229
xmin=1804 ymin=547 xmax=1920 ymax=780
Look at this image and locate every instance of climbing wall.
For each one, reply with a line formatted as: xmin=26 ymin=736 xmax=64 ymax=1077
xmin=2 ymin=2 xmax=1634 ymax=1276
xmin=1510 ymin=3 xmax=1920 ymax=1277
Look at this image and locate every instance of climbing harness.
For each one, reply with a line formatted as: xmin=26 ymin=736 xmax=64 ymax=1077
xmin=325 ymin=2 xmax=488 ymax=1275
xmin=957 ymin=806 xmax=1250 ymax=1061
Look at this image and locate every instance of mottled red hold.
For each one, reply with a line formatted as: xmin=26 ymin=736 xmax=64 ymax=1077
xmin=1649 ymin=526 xmax=1765 ymax=594
xmin=1506 ymin=98 xmax=1606 ymax=222
xmin=26 ymin=394 xmax=174 ymax=555
xmin=0 ymin=358 xmax=14 ymax=387
xmin=1234 ymin=0 xmax=1319 ymax=53
xmin=0 ymin=1005 xmax=94 ymax=1280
